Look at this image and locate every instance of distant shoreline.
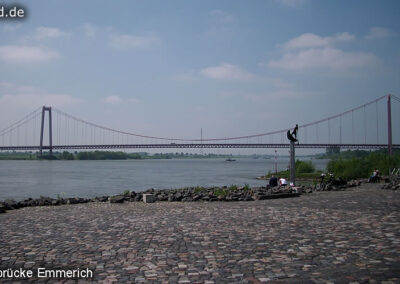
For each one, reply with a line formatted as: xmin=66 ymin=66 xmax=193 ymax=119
xmin=0 ymin=151 xmax=276 ymax=161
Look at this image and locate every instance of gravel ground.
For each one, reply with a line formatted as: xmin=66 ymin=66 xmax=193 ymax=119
xmin=0 ymin=183 xmax=399 ymax=283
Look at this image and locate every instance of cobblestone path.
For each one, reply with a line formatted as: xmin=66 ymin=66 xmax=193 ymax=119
xmin=1 ymin=183 xmax=399 ymax=283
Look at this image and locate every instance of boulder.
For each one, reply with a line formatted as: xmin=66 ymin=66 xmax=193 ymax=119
xmin=0 ymin=204 xmax=6 ymax=213
xmin=109 ymin=195 xmax=126 ymax=203
xmin=94 ymin=196 xmax=109 ymax=202
xmin=3 ymin=199 xmax=18 ymax=210
xmin=38 ymin=196 xmax=55 ymax=206
xmin=135 ymin=194 xmax=143 ymax=202
xmin=143 ymin=194 xmax=155 ymax=203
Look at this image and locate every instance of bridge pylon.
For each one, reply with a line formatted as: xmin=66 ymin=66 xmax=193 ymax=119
xmin=39 ymin=106 xmax=53 ymax=156
xmin=387 ymin=94 xmax=392 ymax=156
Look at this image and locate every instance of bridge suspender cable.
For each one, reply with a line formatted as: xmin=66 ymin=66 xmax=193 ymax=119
xmin=50 ymin=94 xmax=395 ymax=142
xmin=0 ymin=94 xmax=398 ymax=145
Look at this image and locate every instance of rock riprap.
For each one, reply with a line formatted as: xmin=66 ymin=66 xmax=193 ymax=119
xmin=0 ymin=180 xmax=367 ymax=213
xmin=382 ymin=175 xmax=400 ymax=190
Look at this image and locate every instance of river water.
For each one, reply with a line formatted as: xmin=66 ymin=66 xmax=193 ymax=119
xmin=0 ymin=158 xmax=329 ymax=201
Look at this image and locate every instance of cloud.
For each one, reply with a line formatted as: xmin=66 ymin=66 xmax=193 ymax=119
xmin=210 ymin=10 xmax=235 ymax=23
xmin=283 ymin=32 xmax=354 ymax=50
xmin=269 ymin=32 xmax=379 ymax=71
xmin=0 ymin=45 xmax=59 ymax=63
xmin=82 ymin=23 xmax=96 ymax=38
xmin=246 ymin=90 xmax=312 ymax=101
xmin=219 ymin=89 xmax=313 ymax=102
xmin=200 ymin=64 xmax=254 ymax=81
xmin=0 ymin=82 xmax=80 ymax=110
xmin=109 ymin=34 xmax=160 ymax=50
xmin=103 ymin=96 xmax=122 ymax=104
xmin=32 ymin=26 xmax=69 ymax=40
xmin=366 ymin=27 xmax=394 ymax=40
xmin=269 ymin=47 xmax=378 ymax=70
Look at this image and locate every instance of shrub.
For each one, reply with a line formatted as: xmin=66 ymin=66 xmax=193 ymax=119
xmin=326 ymin=151 xmax=400 ymax=180
xmin=229 ymin=185 xmax=238 ymax=191
xmin=295 ymin=160 xmax=315 ymax=174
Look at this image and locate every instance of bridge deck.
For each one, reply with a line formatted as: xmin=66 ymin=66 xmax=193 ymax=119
xmin=0 ymin=143 xmax=398 ymax=151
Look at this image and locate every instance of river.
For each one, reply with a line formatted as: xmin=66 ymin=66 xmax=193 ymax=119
xmin=0 ymin=158 xmax=329 ymax=200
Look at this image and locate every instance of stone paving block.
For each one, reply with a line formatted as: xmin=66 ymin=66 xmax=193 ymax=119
xmin=0 ymin=183 xmax=399 ymax=282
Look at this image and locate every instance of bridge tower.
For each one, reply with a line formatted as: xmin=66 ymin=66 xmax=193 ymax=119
xmin=387 ymin=94 xmax=392 ymax=156
xmin=39 ymin=106 xmax=53 ymax=156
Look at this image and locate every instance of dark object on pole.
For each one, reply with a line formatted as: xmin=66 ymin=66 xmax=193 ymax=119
xmin=287 ymin=125 xmax=298 ymax=185
xmin=39 ymin=106 xmax=53 ymax=156
xmin=287 ymin=130 xmax=298 ymax=142
xmin=292 ymin=124 xmax=298 ymax=139
xmin=387 ymin=94 xmax=392 ymax=156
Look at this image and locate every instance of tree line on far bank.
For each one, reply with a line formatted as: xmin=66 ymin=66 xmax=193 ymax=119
xmin=0 ymin=151 xmax=232 ymax=160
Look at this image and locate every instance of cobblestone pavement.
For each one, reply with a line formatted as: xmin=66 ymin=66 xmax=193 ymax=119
xmin=1 ymin=183 xmax=399 ymax=283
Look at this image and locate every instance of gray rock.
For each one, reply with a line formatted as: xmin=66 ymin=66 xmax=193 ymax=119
xmin=110 ymin=195 xmax=126 ymax=203
xmin=143 ymin=194 xmax=155 ymax=203
xmin=3 ymin=199 xmax=18 ymax=210
xmin=0 ymin=204 xmax=6 ymax=213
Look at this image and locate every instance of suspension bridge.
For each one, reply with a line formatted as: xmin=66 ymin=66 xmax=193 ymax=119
xmin=0 ymin=94 xmax=399 ymax=155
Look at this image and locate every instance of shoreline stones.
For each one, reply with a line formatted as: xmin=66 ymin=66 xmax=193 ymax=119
xmin=382 ymin=176 xmax=400 ymax=190
xmin=0 ymin=179 xmax=365 ymax=213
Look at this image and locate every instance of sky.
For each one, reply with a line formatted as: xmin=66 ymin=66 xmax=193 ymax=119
xmin=0 ymin=0 xmax=399 ymax=145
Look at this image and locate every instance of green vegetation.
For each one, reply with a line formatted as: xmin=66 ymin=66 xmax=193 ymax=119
xmin=295 ymin=160 xmax=315 ymax=174
xmin=327 ymin=151 xmax=400 ymax=180
xmin=194 ymin=186 xmax=207 ymax=193
xmin=213 ymin=188 xmax=227 ymax=197
xmin=228 ymin=184 xmax=238 ymax=191
xmin=265 ymin=160 xmax=320 ymax=179
xmin=0 ymin=151 xmax=232 ymax=160
xmin=76 ymin=151 xmax=129 ymax=160
xmin=0 ymin=152 xmax=36 ymax=160
xmin=213 ymin=184 xmax=249 ymax=197
xmin=317 ymin=149 xmax=374 ymax=160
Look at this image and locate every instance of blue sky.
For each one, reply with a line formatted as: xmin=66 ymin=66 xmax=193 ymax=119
xmin=0 ymin=0 xmax=399 ymax=143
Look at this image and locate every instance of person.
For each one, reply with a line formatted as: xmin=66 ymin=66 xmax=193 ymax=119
xmin=369 ymin=168 xmax=380 ymax=183
xmin=279 ymin=177 xmax=288 ymax=186
xmin=320 ymin=173 xmax=326 ymax=183
xmin=269 ymin=175 xmax=278 ymax=187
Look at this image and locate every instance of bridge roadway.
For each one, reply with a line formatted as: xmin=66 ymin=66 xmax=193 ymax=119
xmin=0 ymin=143 xmax=399 ymax=151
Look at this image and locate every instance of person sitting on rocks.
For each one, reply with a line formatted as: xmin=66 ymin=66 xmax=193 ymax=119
xmin=269 ymin=175 xmax=278 ymax=187
xmin=369 ymin=168 xmax=380 ymax=183
xmin=279 ymin=177 xmax=288 ymax=187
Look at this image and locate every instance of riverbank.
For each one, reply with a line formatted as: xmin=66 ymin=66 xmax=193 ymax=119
xmin=0 ymin=183 xmax=399 ymax=282
xmin=0 ymin=178 xmax=364 ymax=214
